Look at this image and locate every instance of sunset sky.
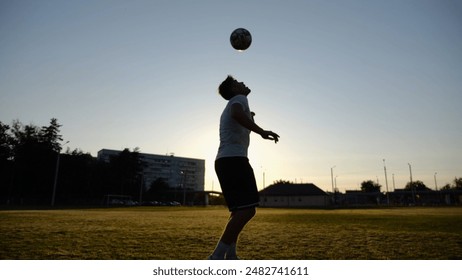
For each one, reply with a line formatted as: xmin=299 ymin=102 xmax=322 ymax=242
xmin=1 ymin=0 xmax=461 ymax=192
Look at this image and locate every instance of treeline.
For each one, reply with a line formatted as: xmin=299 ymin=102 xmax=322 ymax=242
xmin=271 ymin=178 xmax=462 ymax=193
xmin=359 ymin=179 xmax=462 ymax=193
xmin=0 ymin=118 xmax=159 ymax=206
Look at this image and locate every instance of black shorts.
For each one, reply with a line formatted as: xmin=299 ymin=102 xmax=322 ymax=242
xmin=215 ymin=157 xmax=259 ymax=212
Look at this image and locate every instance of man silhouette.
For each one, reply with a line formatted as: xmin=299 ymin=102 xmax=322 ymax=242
xmin=209 ymin=75 xmax=279 ymax=260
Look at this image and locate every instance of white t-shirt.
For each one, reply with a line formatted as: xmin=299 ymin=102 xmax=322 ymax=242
xmin=216 ymin=95 xmax=251 ymax=159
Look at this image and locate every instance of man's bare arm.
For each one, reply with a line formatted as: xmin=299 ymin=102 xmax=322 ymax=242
xmin=230 ymin=103 xmax=280 ymax=143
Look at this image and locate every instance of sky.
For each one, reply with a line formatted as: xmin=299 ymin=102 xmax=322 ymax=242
xmin=1 ymin=0 xmax=461 ymax=193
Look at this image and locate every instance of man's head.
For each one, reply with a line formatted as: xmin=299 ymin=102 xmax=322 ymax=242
xmin=218 ymin=75 xmax=251 ymax=100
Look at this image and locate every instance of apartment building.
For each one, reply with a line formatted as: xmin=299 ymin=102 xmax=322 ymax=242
xmin=97 ymin=149 xmax=205 ymax=192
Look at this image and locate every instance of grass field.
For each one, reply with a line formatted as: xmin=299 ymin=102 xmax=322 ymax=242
xmin=1 ymin=206 xmax=461 ymax=260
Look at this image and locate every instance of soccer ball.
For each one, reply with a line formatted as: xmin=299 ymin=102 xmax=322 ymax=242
xmin=230 ymin=28 xmax=252 ymax=51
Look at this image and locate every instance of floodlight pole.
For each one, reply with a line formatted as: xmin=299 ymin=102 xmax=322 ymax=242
xmin=408 ymin=163 xmax=415 ymax=205
xmin=331 ymin=166 xmax=336 ymax=205
xmin=383 ymin=159 xmax=389 ymax=205
xmin=392 ymin=174 xmax=396 ymax=191
xmin=261 ymin=166 xmax=266 ymax=190
xmin=51 ymin=141 xmax=69 ymax=207
xmin=434 ymin=172 xmax=438 ymax=191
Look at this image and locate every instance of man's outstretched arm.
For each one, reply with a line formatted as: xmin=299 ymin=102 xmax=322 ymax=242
xmin=230 ymin=103 xmax=280 ymax=143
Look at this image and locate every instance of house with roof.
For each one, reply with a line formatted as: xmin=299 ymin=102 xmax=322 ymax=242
xmin=259 ymin=183 xmax=330 ymax=208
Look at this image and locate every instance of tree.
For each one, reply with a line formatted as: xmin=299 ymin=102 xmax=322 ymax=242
xmin=3 ymin=118 xmax=63 ymax=205
xmin=270 ymin=180 xmax=293 ymax=186
xmin=0 ymin=122 xmax=14 ymax=201
xmin=361 ymin=180 xmax=381 ymax=193
xmin=145 ymin=178 xmax=171 ymax=201
xmin=405 ymin=180 xmax=431 ymax=191
xmin=39 ymin=118 xmax=63 ymax=152
xmin=453 ymin=177 xmax=462 ymax=190
xmin=57 ymin=149 xmax=99 ymax=204
xmin=441 ymin=183 xmax=451 ymax=190
xmin=0 ymin=121 xmax=14 ymax=161
xmin=441 ymin=177 xmax=462 ymax=190
xmin=106 ymin=148 xmax=144 ymax=197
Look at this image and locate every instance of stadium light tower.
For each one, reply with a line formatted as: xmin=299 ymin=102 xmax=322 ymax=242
xmin=330 ymin=166 xmax=336 ymax=193
xmin=383 ymin=159 xmax=389 ymax=205
xmin=51 ymin=140 xmax=69 ymax=207
xmin=331 ymin=166 xmax=336 ymax=205
xmin=408 ymin=163 xmax=416 ymax=205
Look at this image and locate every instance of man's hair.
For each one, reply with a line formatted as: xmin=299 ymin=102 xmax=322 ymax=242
xmin=218 ymin=75 xmax=236 ymax=100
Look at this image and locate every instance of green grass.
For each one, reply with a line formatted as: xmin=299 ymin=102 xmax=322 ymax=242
xmin=1 ymin=207 xmax=461 ymax=260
